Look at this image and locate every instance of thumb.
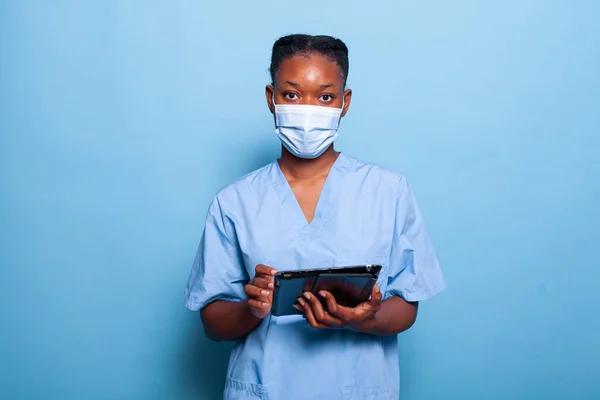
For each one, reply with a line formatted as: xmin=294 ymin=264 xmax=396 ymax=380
xmin=369 ymin=284 xmax=382 ymax=306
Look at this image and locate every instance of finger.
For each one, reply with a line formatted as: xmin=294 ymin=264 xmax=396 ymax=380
xmin=304 ymin=292 xmax=343 ymax=327
xmin=318 ymin=290 xmax=339 ymax=315
xmin=317 ymin=291 xmax=350 ymax=325
xmin=313 ymin=290 xmax=350 ymax=319
xmin=298 ymin=297 xmax=328 ymax=329
xmin=255 ymin=264 xmax=277 ymax=277
xmin=303 ymin=292 xmax=328 ymax=323
xmin=252 ymin=276 xmax=274 ymax=290
xmin=244 ymin=284 xmax=271 ymax=302
xmin=248 ymin=298 xmax=270 ymax=310
xmin=327 ymin=304 xmax=354 ymax=322
xmin=369 ymin=284 xmax=383 ymax=307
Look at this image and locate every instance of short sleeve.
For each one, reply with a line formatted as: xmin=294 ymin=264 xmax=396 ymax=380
xmin=183 ymin=197 xmax=248 ymax=311
xmin=385 ymin=176 xmax=447 ymax=302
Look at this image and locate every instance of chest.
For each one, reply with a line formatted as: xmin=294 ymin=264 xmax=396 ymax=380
xmin=288 ymin=178 xmax=326 ymax=224
xmin=234 ymin=179 xmax=397 ymax=280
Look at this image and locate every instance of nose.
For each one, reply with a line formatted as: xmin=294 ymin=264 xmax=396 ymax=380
xmin=298 ymin=96 xmax=318 ymax=106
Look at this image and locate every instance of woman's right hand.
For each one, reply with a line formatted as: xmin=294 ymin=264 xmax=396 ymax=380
xmin=244 ymin=264 xmax=278 ymax=319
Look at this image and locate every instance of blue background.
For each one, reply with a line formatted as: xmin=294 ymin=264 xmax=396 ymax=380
xmin=1 ymin=1 xmax=599 ymax=399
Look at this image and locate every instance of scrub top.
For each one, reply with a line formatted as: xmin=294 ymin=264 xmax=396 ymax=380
xmin=184 ymin=153 xmax=446 ymax=400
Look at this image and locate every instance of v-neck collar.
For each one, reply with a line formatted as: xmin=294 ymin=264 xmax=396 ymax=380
xmin=269 ymin=153 xmax=349 ymax=241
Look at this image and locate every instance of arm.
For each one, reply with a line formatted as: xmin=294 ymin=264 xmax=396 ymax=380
xmin=355 ymin=296 xmax=418 ymax=336
xmin=199 ymin=264 xmax=277 ymax=342
xmin=184 ymin=197 xmax=277 ymax=341
xmin=352 ymin=175 xmax=443 ymax=335
xmin=201 ymin=300 xmax=262 ymax=342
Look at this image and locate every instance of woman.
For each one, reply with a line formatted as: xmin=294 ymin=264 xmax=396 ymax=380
xmin=184 ymin=34 xmax=446 ymax=400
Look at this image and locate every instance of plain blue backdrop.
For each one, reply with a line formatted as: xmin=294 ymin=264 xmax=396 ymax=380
xmin=1 ymin=1 xmax=599 ymax=399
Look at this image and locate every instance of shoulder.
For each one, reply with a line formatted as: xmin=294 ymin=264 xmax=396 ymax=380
xmin=210 ymin=162 xmax=275 ymax=213
xmin=341 ymin=153 xmax=408 ymax=192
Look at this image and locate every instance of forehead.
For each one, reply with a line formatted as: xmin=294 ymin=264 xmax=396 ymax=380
xmin=275 ymin=53 xmax=344 ymax=87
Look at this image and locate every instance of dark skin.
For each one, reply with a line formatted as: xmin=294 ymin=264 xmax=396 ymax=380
xmin=201 ymin=53 xmax=418 ymax=341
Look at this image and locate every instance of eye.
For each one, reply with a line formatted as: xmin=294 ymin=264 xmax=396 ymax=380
xmin=319 ymin=94 xmax=334 ymax=103
xmin=284 ymin=92 xmax=298 ymax=100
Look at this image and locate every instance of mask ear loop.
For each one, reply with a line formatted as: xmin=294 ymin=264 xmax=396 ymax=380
xmin=272 ymin=90 xmax=279 ymax=128
xmin=334 ymin=96 xmax=345 ymax=131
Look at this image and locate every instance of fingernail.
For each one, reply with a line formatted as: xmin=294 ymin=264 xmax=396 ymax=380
xmin=375 ymin=285 xmax=380 ymax=293
xmin=319 ymin=291 xmax=327 ymax=297
xmin=261 ymin=290 xmax=269 ymax=296
xmin=293 ymin=304 xmax=301 ymax=310
xmin=262 ymin=302 xmax=269 ymax=307
xmin=303 ymin=292 xmax=311 ymax=300
xmin=298 ymin=298 xmax=305 ymax=306
xmin=268 ymin=282 xmax=274 ymax=289
xmin=270 ymin=270 xmax=277 ymax=275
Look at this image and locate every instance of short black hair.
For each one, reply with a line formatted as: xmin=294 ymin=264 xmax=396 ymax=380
xmin=269 ymin=34 xmax=349 ymax=86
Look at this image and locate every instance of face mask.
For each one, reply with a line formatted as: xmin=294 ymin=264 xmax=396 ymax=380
xmin=273 ymin=99 xmax=343 ymax=159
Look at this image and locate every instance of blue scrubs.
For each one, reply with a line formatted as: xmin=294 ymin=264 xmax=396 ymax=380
xmin=184 ymin=153 xmax=446 ymax=400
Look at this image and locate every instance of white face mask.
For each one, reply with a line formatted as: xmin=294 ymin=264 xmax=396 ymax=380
xmin=273 ymin=98 xmax=343 ymax=159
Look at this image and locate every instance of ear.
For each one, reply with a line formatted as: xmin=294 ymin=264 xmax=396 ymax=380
xmin=341 ymin=88 xmax=352 ymax=117
xmin=266 ymin=85 xmax=275 ymax=114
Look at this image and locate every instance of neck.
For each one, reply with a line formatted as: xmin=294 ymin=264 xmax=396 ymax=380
xmin=278 ymin=146 xmax=339 ymax=181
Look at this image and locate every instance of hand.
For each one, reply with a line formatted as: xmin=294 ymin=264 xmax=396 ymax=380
xmin=296 ymin=284 xmax=383 ymax=331
xmin=244 ymin=264 xmax=277 ymax=319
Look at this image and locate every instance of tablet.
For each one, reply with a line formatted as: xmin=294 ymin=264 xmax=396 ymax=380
xmin=271 ymin=265 xmax=382 ymax=317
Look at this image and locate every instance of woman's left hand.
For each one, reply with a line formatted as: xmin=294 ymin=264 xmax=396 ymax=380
xmin=295 ymin=284 xmax=382 ymax=331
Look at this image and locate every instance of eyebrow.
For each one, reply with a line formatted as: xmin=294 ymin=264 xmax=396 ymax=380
xmin=284 ymin=80 xmax=336 ymax=89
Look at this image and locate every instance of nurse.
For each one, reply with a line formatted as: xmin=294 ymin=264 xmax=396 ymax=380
xmin=184 ymin=34 xmax=446 ymax=400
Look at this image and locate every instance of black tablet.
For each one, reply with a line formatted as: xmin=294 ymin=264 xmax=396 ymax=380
xmin=271 ymin=265 xmax=382 ymax=317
